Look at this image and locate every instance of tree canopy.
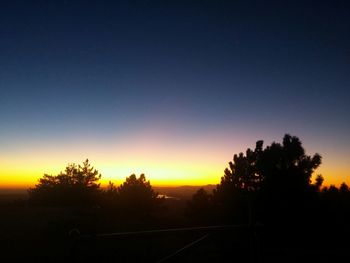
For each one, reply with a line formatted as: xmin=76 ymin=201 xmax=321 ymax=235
xmin=191 ymin=134 xmax=323 ymax=224
xmin=28 ymin=159 xmax=101 ymax=206
xmin=214 ymin=134 xmax=321 ymax=196
xmin=117 ymin=173 xmax=161 ymax=215
xmin=28 ymin=160 xmax=161 ymax=216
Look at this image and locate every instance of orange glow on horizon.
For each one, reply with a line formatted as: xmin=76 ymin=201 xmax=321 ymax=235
xmin=0 ymin=160 xmax=223 ymax=189
xmin=1 ymin=157 xmax=348 ymax=190
xmin=1 ymin=128 xmax=349 ymax=189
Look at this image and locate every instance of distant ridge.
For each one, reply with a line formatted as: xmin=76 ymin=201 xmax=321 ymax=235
xmin=0 ymin=185 xmax=217 ymax=201
xmin=153 ymin=185 xmax=216 ymax=200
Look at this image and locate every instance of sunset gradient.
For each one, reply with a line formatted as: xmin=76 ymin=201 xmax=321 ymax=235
xmin=1 ymin=123 xmax=348 ymax=188
xmin=1 ymin=2 xmax=349 ymax=188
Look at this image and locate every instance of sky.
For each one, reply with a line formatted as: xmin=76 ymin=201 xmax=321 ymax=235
xmin=0 ymin=0 xmax=349 ymax=188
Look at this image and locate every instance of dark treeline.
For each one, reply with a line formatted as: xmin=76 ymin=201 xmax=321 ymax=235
xmin=28 ymin=159 xmax=162 ymax=217
xmin=27 ymin=134 xmax=350 ymax=231
xmin=19 ymin=134 xmax=350 ymax=261
xmin=186 ymin=134 xmax=350 ymax=252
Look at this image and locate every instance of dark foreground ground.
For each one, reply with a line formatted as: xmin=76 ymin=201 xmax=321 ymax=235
xmin=0 ymin=191 xmax=349 ymax=262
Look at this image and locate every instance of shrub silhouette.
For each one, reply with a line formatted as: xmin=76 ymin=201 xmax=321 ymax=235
xmin=116 ymin=174 xmax=162 ymax=216
xmin=28 ymin=159 xmax=101 ymax=206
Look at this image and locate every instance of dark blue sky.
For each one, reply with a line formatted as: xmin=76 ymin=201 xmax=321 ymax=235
xmin=1 ymin=1 xmax=350 ymax=185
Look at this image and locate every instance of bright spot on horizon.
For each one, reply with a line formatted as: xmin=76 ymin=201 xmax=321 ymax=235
xmin=0 ymin=125 xmax=348 ymax=188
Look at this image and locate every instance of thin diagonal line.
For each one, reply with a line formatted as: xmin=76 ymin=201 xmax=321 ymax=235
xmin=156 ymin=234 xmax=209 ymax=263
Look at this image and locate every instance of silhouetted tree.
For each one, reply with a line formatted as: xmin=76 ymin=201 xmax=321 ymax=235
xmin=315 ymin=174 xmax=324 ymax=191
xmin=211 ymin=140 xmax=263 ymax=222
xmin=28 ymin=159 xmax=102 ymax=206
xmin=258 ymin=135 xmax=321 ymax=193
xmin=102 ymin=181 xmax=119 ymax=209
xmin=186 ymin=188 xmax=213 ymax=223
xmin=117 ymin=174 xmax=162 ymax=215
xmin=105 ymin=181 xmax=118 ymax=196
xmin=255 ymin=135 xmax=322 ymax=227
xmin=199 ymin=134 xmax=323 ymax=225
xmin=338 ymin=183 xmax=350 ymax=227
xmin=339 ymin=182 xmax=349 ymax=193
